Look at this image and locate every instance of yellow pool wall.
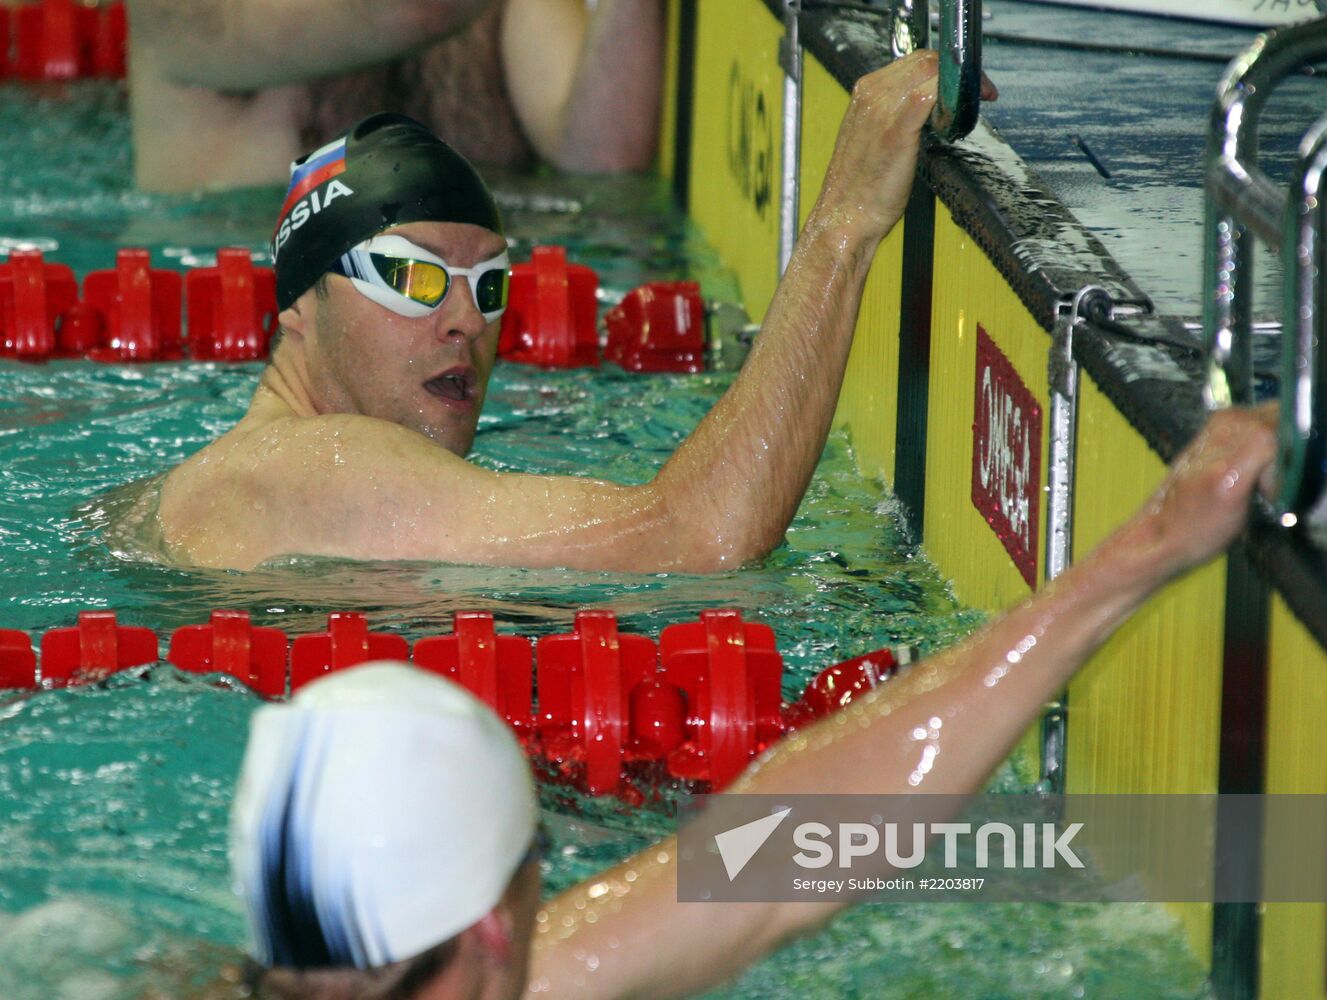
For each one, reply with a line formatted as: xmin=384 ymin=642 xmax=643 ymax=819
xmin=666 ymin=3 xmax=1327 ymax=992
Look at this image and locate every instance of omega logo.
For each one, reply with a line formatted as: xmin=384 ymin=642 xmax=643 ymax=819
xmin=726 ymin=61 xmax=774 ymax=222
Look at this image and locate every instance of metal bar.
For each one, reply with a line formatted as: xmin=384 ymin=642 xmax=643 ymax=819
xmin=1038 ymin=286 xmax=1109 ymax=794
xmin=1210 ymin=541 xmax=1271 ymax=1000
xmin=1276 ymin=112 xmax=1327 ymax=522
xmin=890 ymin=0 xmax=929 ymax=57
xmin=1044 ymin=288 xmax=1107 ymax=584
xmin=1203 ymin=200 xmax=1254 ymax=409
xmin=670 ymin=0 xmax=699 ymax=211
xmin=1194 ymin=24 xmax=1327 ymax=988
xmin=931 ymin=0 xmax=982 ymax=141
xmin=893 ymin=185 xmax=936 ymax=541
xmin=778 ymin=0 xmax=803 ymax=279
xmin=1203 ymin=19 xmax=1327 ymax=408
xmin=1207 ymin=161 xmax=1289 ymax=250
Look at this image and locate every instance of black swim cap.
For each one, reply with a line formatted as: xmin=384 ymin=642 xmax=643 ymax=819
xmin=271 ymin=113 xmax=503 ymax=311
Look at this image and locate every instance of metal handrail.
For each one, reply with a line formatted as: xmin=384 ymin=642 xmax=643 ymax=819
xmin=1277 ymin=113 xmax=1327 ymax=520
xmin=1202 ymin=18 xmax=1327 ymax=522
xmin=889 ymin=0 xmax=929 ymax=58
xmin=779 ymin=0 xmax=803 ymax=279
xmin=931 ymin=0 xmax=982 ymax=141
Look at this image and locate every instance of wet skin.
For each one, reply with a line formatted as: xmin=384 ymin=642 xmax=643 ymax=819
xmin=127 ymin=0 xmax=664 ymax=191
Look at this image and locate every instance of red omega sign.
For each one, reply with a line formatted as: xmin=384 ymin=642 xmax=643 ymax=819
xmin=971 ymin=325 xmax=1043 ymax=589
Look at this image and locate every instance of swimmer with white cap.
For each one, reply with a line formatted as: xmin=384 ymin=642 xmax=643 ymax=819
xmin=230 ymin=397 xmax=1279 ymax=999
xmin=232 ymin=663 xmax=543 ymax=996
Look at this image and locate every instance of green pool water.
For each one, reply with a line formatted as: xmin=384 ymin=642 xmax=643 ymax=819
xmin=0 ymin=82 xmax=1211 ymax=998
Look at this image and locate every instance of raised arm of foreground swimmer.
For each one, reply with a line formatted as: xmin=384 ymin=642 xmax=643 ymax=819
xmin=525 ymin=405 xmax=1278 ymax=1000
xmin=500 ymin=0 xmax=665 ymax=171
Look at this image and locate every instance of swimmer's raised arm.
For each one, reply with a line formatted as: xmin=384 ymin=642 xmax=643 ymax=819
xmin=640 ymin=51 xmax=942 ymax=566
xmin=501 ymin=0 xmax=665 ymax=172
xmin=127 ymin=0 xmax=492 ymax=89
xmin=526 ymin=406 xmax=1278 ymax=999
xmin=733 ymin=406 xmax=1278 ymax=801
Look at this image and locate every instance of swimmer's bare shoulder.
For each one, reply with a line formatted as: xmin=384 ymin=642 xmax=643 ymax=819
xmin=157 ymin=391 xmax=680 ymax=573
xmin=155 ymin=401 xmax=448 ymax=570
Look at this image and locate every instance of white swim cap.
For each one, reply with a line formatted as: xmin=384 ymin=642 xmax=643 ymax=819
xmin=230 ymin=661 xmax=539 ymax=969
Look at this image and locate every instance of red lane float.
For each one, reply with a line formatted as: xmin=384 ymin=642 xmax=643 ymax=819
xmin=414 ymin=611 xmax=534 ymax=733
xmin=499 ymin=245 xmax=599 ymax=368
xmin=783 ymin=646 xmax=903 ymax=729
xmin=89 ymin=0 xmax=126 ymax=77
xmin=660 ymin=609 xmax=784 ymax=789
xmin=604 ymin=281 xmax=706 ymax=373
xmin=168 ymin=610 xmax=287 ymax=697
xmin=185 ymin=248 xmax=278 ymax=361
xmin=290 ymin=612 xmax=410 ymax=690
xmin=1 ymin=245 xmax=723 ymax=373
xmin=0 ymin=250 xmax=78 ymax=359
xmin=1 ymin=607 xmax=915 ymax=797
xmin=1 ymin=247 xmax=277 ymax=362
xmin=58 ymin=301 xmax=105 ymax=355
xmin=82 ymin=249 xmax=184 ymax=361
xmin=537 ymin=610 xmax=658 ymax=795
xmin=15 ymin=0 xmax=78 ymax=79
xmin=627 ymin=677 xmax=687 ymax=761
xmin=11 ymin=0 xmax=126 ymax=80
xmin=39 ymin=611 xmax=157 ymax=687
xmin=0 ymin=629 xmax=37 ymax=689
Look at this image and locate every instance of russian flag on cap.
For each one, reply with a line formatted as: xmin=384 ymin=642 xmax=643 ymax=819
xmin=278 ymin=136 xmax=348 ymax=221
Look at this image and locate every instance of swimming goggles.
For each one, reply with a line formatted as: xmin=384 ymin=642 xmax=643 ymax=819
xmin=328 ymin=233 xmax=510 ymax=322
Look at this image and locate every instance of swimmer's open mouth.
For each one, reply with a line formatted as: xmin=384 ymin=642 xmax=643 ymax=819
xmin=424 ymin=369 xmax=475 ymax=403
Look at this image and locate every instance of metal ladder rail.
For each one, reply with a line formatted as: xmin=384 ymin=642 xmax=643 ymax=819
xmin=1203 ymin=18 xmax=1327 ymax=522
xmin=1277 ymin=111 xmax=1327 ymax=521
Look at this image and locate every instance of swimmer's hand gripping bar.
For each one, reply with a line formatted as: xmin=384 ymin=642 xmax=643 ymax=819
xmin=809 ymin=1 xmax=977 ymax=139
xmin=883 ymin=0 xmax=980 ymax=141
xmin=1202 ymin=18 xmax=1327 ymax=523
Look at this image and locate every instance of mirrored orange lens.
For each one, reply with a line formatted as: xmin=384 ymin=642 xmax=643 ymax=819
xmin=371 ymin=256 xmax=450 ymax=307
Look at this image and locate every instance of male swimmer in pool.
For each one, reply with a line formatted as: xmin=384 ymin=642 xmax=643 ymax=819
xmin=135 ymin=52 xmax=977 ymax=574
xmin=127 ymin=0 xmax=664 ymax=191
xmin=227 ymin=403 xmax=1279 ymax=1000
